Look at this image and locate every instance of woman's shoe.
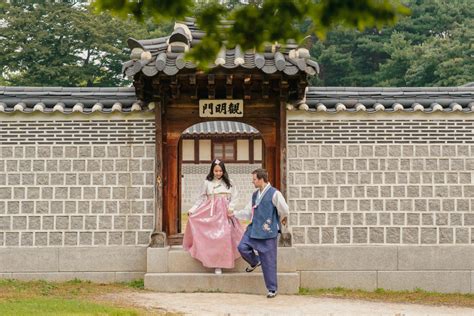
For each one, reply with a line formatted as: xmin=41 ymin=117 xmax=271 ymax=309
xmin=214 ymin=268 xmax=222 ymax=274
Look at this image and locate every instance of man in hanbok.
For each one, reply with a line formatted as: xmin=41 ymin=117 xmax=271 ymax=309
xmin=233 ymin=168 xmax=289 ymax=298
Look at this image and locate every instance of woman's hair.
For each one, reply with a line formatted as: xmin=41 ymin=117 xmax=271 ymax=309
xmin=206 ymin=159 xmax=231 ymax=188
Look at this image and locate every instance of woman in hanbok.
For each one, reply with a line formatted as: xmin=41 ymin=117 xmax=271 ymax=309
xmin=183 ymin=159 xmax=244 ymax=274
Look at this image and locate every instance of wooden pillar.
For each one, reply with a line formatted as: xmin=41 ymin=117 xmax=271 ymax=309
xmin=249 ymin=137 xmax=254 ymax=164
xmin=194 ymin=137 xmax=199 ymax=164
xmin=278 ymin=99 xmax=287 ymax=197
xmin=164 ymin=137 xmax=179 ymax=236
xmin=149 ymin=101 xmax=166 ymax=247
xmin=265 ymin=146 xmax=277 ymax=185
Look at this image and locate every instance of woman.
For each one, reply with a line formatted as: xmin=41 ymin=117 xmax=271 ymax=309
xmin=183 ymin=159 xmax=244 ymax=274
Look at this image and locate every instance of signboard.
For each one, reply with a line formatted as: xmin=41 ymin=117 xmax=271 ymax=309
xmin=199 ymin=99 xmax=243 ymax=117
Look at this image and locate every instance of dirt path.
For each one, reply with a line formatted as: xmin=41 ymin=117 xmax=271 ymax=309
xmin=102 ymin=292 xmax=474 ymax=315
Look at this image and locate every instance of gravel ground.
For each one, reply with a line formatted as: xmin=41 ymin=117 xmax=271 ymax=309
xmin=102 ymin=292 xmax=474 ymax=316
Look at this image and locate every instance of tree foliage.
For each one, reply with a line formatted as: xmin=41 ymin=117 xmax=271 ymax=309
xmin=1 ymin=1 xmax=471 ymax=87
xmin=310 ymin=0 xmax=474 ymax=86
xmin=0 ymin=1 xmax=171 ymax=86
xmin=93 ymin=0 xmax=410 ymax=65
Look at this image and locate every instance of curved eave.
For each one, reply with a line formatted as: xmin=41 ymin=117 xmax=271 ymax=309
xmin=289 ymin=102 xmax=474 ymax=114
xmin=124 ymin=56 xmax=318 ymax=78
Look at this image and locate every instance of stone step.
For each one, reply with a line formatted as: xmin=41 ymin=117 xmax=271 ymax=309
xmin=147 ymin=246 xmax=297 ymax=273
xmin=144 ymin=272 xmax=300 ymax=294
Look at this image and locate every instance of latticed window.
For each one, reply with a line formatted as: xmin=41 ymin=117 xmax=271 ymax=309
xmin=213 ymin=141 xmax=235 ymax=161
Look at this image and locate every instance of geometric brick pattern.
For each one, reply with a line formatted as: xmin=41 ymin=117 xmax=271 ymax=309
xmin=0 ymin=119 xmax=155 ymax=247
xmin=288 ymin=119 xmax=474 ymax=245
xmin=288 ymin=119 xmax=474 ymax=144
xmin=0 ymin=119 xmax=155 ymax=145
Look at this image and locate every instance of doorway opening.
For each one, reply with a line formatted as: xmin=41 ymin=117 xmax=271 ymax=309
xmin=179 ymin=121 xmax=264 ymax=233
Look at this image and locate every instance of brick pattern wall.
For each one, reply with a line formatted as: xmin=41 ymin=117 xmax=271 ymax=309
xmin=0 ymin=119 xmax=155 ymax=247
xmin=288 ymin=120 xmax=474 ymax=144
xmin=181 ymin=164 xmax=261 ymax=212
xmin=288 ymin=119 xmax=474 ymax=245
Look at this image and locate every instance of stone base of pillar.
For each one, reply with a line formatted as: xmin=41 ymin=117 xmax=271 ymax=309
xmin=149 ymin=231 xmax=167 ymax=248
xmin=278 ymin=232 xmax=292 ymax=247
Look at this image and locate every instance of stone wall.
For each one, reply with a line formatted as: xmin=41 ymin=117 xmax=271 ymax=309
xmin=287 ymin=115 xmax=474 ymax=245
xmin=0 ymin=117 xmax=155 ymax=248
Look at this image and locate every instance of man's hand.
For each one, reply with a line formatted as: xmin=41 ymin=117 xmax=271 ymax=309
xmin=281 ymin=216 xmax=287 ymax=226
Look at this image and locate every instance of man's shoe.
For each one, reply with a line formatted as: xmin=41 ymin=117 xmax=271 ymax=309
xmin=245 ymin=261 xmax=261 ymax=272
xmin=214 ymin=268 xmax=222 ymax=275
xmin=267 ymin=290 xmax=277 ymax=298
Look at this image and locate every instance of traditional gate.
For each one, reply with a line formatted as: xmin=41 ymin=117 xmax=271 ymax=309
xmin=123 ymin=19 xmax=317 ymax=244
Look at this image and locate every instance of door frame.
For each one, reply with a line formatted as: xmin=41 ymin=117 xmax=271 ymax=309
xmin=158 ymin=99 xmax=286 ymax=238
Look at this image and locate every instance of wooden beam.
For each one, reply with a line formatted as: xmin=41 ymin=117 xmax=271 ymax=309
xmin=194 ymin=138 xmax=199 ymax=164
xmin=162 ymin=105 xmax=170 ymax=237
xmin=278 ymin=98 xmax=287 ymax=198
xmin=149 ymin=101 xmax=166 ymax=247
xmin=177 ymin=138 xmax=183 ymax=233
xmin=170 ymin=77 xmax=179 ymax=100
xmin=280 ymin=80 xmax=289 ymax=99
xmin=262 ymin=78 xmax=270 ymax=99
xmin=244 ymin=74 xmax=252 ymax=100
xmin=164 ymin=138 xmax=179 ymax=236
xmin=226 ymin=74 xmax=233 ymax=99
xmin=208 ymin=74 xmax=215 ymax=99
xmin=165 ymin=108 xmax=278 ymax=126
xmin=265 ymin=146 xmax=277 ymax=186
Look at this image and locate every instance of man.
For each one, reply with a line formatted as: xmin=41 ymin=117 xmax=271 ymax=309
xmin=232 ymin=168 xmax=289 ymax=298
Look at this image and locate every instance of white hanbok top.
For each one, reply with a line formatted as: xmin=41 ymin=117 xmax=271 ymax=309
xmin=189 ymin=178 xmax=238 ymax=213
xmin=234 ymin=182 xmax=289 ymax=221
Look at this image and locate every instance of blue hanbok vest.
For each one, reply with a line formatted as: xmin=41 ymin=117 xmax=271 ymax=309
xmin=246 ymin=186 xmax=280 ymax=239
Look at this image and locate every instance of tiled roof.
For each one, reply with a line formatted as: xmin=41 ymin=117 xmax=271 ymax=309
xmin=123 ymin=17 xmax=319 ymax=78
xmin=0 ymin=86 xmax=152 ymax=114
xmin=3 ymin=86 xmax=474 ymax=115
xmin=289 ymin=87 xmax=474 ymax=113
xmin=183 ymin=121 xmax=259 ymax=135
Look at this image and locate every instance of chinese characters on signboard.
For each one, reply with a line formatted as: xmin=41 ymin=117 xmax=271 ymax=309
xmin=199 ymin=100 xmax=244 ymax=117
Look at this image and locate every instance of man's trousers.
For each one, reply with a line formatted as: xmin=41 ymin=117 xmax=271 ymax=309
xmin=238 ymin=232 xmax=278 ymax=291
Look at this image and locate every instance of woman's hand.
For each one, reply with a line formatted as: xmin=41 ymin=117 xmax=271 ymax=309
xmin=227 ymin=209 xmax=234 ymax=217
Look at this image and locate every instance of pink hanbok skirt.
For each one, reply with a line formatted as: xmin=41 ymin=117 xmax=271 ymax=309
xmin=183 ymin=196 xmax=244 ymax=268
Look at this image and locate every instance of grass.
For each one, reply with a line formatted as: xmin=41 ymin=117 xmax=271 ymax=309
xmin=192 ymin=288 xmax=223 ymax=293
xmin=0 ymin=298 xmax=141 ymax=316
xmin=299 ymin=287 xmax=474 ymax=308
xmin=0 ymin=278 xmax=175 ymax=315
xmin=122 ymin=279 xmax=145 ymax=290
xmin=3 ymin=278 xmax=473 ymax=313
